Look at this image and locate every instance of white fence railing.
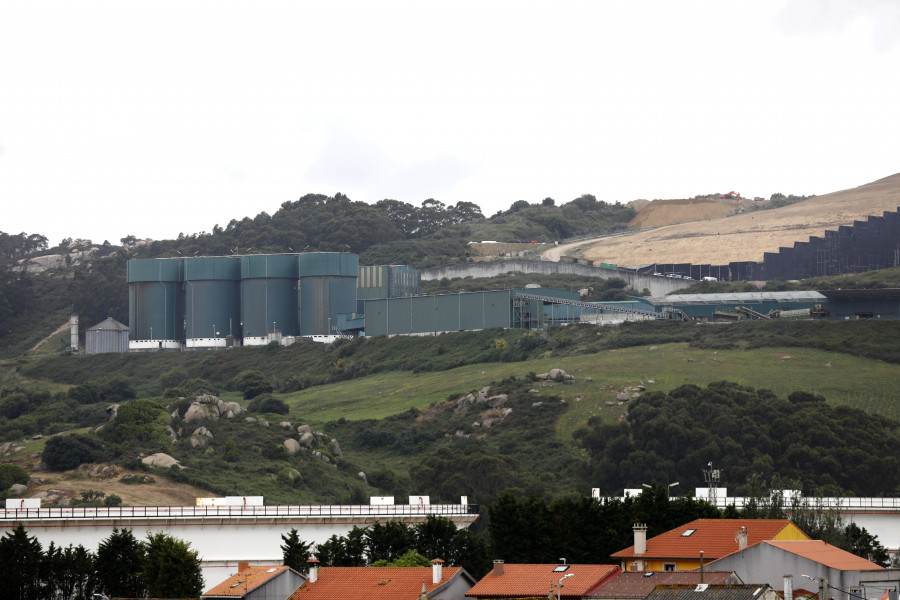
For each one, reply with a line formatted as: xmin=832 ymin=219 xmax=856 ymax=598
xmin=0 ymin=503 xmax=479 ymax=522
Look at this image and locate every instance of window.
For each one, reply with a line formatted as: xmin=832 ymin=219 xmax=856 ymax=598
xmin=664 ymin=563 xmax=677 ymax=571
xmin=681 ymin=529 xmax=696 ymax=537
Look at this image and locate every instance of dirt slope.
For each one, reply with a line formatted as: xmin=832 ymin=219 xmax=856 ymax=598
xmin=583 ymin=173 xmax=900 ymax=267
xmin=629 ymin=197 xmax=742 ymax=229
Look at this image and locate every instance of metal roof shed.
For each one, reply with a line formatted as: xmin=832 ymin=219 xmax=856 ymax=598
xmin=86 ymin=317 xmax=130 ymax=354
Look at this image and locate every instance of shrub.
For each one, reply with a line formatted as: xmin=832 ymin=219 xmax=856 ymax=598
xmin=42 ymin=434 xmax=104 ymax=471
xmin=0 ymin=463 xmax=29 ymax=490
xmin=233 ymin=370 xmax=273 ymax=399
xmin=104 ymin=494 xmax=123 ymax=506
xmin=248 ymin=394 xmax=289 ymax=415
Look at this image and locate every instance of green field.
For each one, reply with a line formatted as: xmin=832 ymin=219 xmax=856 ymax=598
xmin=285 ymin=342 xmax=900 ymax=432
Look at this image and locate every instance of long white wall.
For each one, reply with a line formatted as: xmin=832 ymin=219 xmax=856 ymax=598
xmin=0 ymin=504 xmax=478 ymax=590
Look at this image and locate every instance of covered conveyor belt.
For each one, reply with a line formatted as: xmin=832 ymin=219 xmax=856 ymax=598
xmin=513 ymin=293 xmax=689 ymax=322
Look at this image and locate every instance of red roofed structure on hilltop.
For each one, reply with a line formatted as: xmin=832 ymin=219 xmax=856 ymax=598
xmin=289 ymin=559 xmax=476 ymax=600
xmin=611 ymin=520 xmax=809 ymax=572
xmin=467 ymin=561 xmax=621 ymax=599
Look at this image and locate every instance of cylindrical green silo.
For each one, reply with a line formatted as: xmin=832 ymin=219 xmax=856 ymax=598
xmin=298 ymin=252 xmax=358 ymax=336
xmin=127 ymin=258 xmax=184 ymax=349
xmin=240 ymin=254 xmax=299 ymax=345
xmin=184 ymin=256 xmax=241 ymax=348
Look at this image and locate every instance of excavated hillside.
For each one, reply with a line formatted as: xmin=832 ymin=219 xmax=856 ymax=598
xmin=628 ymin=197 xmax=742 ymax=229
xmin=583 ymin=173 xmax=900 ymax=267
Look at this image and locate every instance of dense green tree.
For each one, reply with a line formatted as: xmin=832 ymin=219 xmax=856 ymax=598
xmin=488 ymin=489 xmax=721 ymax=565
xmin=574 ymin=381 xmax=900 ymax=496
xmin=371 ymin=549 xmax=431 ymax=567
xmin=315 ymin=527 xmax=367 ymax=566
xmin=102 ymin=399 xmax=167 ymax=447
xmin=410 ymin=442 xmax=521 ymax=505
xmin=43 ymin=542 xmax=97 ymax=600
xmin=96 ymin=528 xmax=146 ymax=598
xmin=0 ymin=524 xmax=44 ymax=600
xmin=233 ymin=370 xmax=274 ymax=400
xmin=281 ymin=528 xmax=314 ymax=573
xmin=366 ymin=520 xmax=414 ymax=563
xmin=0 ymin=463 xmax=30 ymax=490
xmin=41 ymin=434 xmax=104 ymax=471
xmin=248 ymin=394 xmax=289 ymax=414
xmin=142 ymin=532 xmax=203 ymax=599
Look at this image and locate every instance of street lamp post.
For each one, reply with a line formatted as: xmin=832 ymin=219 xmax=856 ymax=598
xmin=557 ymin=573 xmax=574 ymax=600
xmin=642 ymin=482 xmax=681 ymax=497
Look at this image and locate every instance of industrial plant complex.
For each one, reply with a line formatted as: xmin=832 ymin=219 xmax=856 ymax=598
xmin=114 ymin=251 xmax=900 ymax=353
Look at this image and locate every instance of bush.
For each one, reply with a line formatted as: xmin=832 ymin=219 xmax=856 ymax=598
xmin=0 ymin=463 xmax=29 ymax=490
xmin=233 ymin=370 xmax=273 ymax=399
xmin=248 ymin=394 xmax=289 ymax=415
xmin=42 ymin=434 xmax=104 ymax=471
xmin=104 ymin=493 xmax=123 ymax=507
xmin=68 ymin=382 xmax=101 ymax=404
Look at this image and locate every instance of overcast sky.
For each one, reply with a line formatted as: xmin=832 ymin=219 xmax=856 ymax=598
xmin=2 ymin=0 xmax=899 ymax=247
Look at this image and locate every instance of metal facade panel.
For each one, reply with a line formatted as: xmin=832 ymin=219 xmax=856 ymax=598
xmin=185 ymin=280 xmax=241 ymax=339
xmin=86 ymin=329 xmax=130 ymax=354
xmin=299 ymin=275 xmax=357 ymax=335
xmin=240 ymin=255 xmax=299 ymax=337
xmin=129 ymin=281 xmax=183 ymax=340
xmin=298 ymin=252 xmax=359 ymax=277
xmin=361 ymin=299 xmax=389 ymax=336
xmin=240 ymin=254 xmax=298 ymax=279
xmin=184 ymin=256 xmax=241 ymax=281
xmin=434 ymin=294 xmax=461 ymax=332
xmin=240 ymin=278 xmax=299 ymax=337
xmin=127 ymin=258 xmax=183 ymax=283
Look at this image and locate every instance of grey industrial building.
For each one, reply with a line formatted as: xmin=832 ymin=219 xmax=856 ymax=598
xmin=126 ymin=253 xmax=900 ymax=352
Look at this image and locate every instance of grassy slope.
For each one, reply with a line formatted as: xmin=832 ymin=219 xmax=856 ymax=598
xmin=287 ymin=342 xmax=900 ymax=430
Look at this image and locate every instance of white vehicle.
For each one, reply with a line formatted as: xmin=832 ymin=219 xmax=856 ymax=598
xmin=702 ymin=276 xmax=718 ymax=281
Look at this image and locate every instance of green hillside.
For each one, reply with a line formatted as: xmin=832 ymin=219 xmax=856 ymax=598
xmin=3 ymin=320 xmax=900 ymax=508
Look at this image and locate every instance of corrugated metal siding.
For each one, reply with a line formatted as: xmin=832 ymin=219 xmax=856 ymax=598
xmin=240 ymin=255 xmax=299 ymax=337
xmin=128 ymin=259 xmax=184 ymax=341
xmin=183 ymin=257 xmax=241 ymax=340
xmin=362 ymin=290 xmax=513 ymax=336
xmin=86 ymin=328 xmax=130 ymax=354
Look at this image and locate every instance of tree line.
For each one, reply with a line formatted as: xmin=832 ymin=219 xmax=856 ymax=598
xmin=0 ymin=525 xmax=202 ymax=600
xmin=574 ymin=381 xmax=900 ymax=496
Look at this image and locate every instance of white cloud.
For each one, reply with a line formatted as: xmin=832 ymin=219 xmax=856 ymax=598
xmin=0 ymin=0 xmax=898 ymax=245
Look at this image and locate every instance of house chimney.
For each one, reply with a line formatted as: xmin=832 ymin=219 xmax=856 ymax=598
xmin=634 ymin=523 xmax=648 ymax=555
xmin=784 ymin=574 xmax=794 ymax=600
xmin=432 ymin=559 xmax=444 ymax=584
xmin=493 ymin=560 xmax=505 ymax=576
xmin=737 ymin=526 xmax=748 ymax=551
xmin=238 ymin=561 xmax=249 ymax=573
xmin=308 ymin=559 xmax=320 ymax=583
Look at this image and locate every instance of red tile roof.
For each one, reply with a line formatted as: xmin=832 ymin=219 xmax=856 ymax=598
xmin=589 ymin=571 xmax=740 ymax=598
xmin=763 ymin=540 xmax=883 ymax=570
xmin=289 ymin=566 xmax=464 ymax=600
xmin=203 ymin=565 xmax=291 ymax=597
xmin=612 ymin=520 xmax=806 ymax=561
xmin=467 ymin=564 xmax=621 ymax=598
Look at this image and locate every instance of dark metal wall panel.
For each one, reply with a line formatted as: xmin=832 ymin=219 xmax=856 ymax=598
xmin=86 ymin=329 xmax=130 ymax=354
xmin=299 ymin=275 xmax=357 ymax=335
xmin=241 ymin=278 xmax=299 ymax=337
xmin=129 ymin=281 xmax=183 ymax=340
xmin=240 ymin=255 xmax=299 ymax=337
xmin=185 ymin=280 xmax=241 ymax=339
